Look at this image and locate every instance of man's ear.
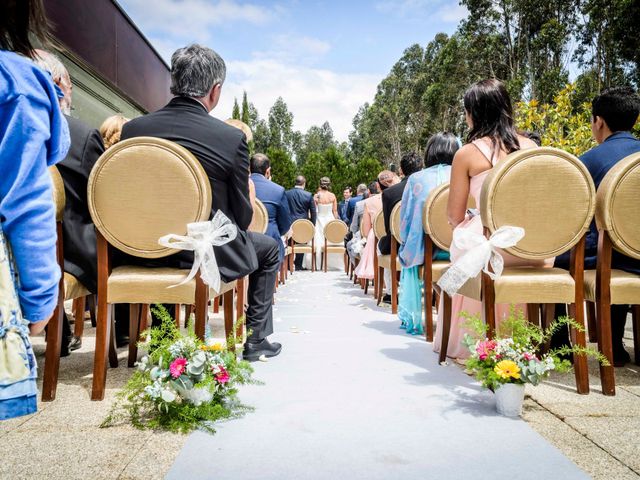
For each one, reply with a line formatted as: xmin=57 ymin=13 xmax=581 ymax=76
xmin=210 ymin=83 xmax=222 ymax=108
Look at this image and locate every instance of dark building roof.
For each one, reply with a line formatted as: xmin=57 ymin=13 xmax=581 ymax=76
xmin=44 ymin=0 xmax=171 ymax=113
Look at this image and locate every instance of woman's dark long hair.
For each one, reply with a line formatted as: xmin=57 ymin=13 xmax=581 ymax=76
xmin=424 ymin=132 xmax=460 ymax=169
xmin=0 ymin=0 xmax=52 ymax=58
xmin=463 ymin=79 xmax=520 ymax=156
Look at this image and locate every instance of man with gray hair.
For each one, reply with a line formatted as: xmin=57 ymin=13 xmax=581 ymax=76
xmin=120 ymin=44 xmax=282 ymax=361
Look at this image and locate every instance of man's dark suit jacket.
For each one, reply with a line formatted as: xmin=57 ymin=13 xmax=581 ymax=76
xmin=555 ymin=131 xmax=640 ymax=274
xmin=251 ymin=173 xmax=292 ymax=261
xmin=345 ymin=195 xmax=363 ymax=226
xmin=285 ymin=187 xmax=317 ymax=225
xmin=58 ymin=115 xmax=104 ymax=293
xmin=378 ymin=177 xmax=408 ymax=255
xmin=120 ymin=96 xmax=258 ymax=281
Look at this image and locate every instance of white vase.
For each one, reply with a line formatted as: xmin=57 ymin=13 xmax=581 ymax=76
xmin=495 ymin=383 xmax=525 ymax=417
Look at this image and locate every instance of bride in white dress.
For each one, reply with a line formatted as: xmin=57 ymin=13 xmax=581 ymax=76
xmin=304 ymin=177 xmax=344 ymax=271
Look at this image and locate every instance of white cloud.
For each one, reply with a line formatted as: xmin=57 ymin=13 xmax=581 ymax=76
xmin=375 ymin=0 xmax=467 ymax=22
xmin=251 ymin=33 xmax=332 ymax=65
xmin=214 ymin=58 xmax=380 ymax=141
xmin=437 ymin=3 xmax=468 ymax=23
xmin=121 ymin=0 xmax=281 ymax=43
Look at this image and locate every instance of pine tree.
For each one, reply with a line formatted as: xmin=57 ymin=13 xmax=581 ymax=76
xmin=241 ymin=91 xmax=250 ymax=125
xmin=232 ymin=98 xmax=240 ymax=120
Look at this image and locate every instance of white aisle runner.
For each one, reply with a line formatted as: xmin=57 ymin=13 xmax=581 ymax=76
xmin=167 ymin=271 xmax=588 ymax=480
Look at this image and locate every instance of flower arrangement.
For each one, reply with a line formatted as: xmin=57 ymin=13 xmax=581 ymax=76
xmin=462 ymin=308 xmax=605 ymax=392
xmin=102 ymin=305 xmax=254 ymax=433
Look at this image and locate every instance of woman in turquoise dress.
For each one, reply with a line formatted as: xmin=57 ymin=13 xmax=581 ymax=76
xmin=397 ymin=133 xmax=459 ymax=335
xmin=1 ymin=1 xmax=70 ymax=420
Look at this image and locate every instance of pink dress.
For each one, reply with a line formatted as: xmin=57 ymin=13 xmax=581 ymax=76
xmin=354 ymin=194 xmax=382 ymax=280
xmin=433 ymin=138 xmax=553 ymax=359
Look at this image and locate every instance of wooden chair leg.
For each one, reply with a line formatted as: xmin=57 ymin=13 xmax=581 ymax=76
xmin=391 ymin=270 xmax=398 ymax=314
xmin=194 ymin=275 xmax=208 ymax=340
xmin=570 ymin=301 xmax=591 ymax=395
xmin=632 ymin=305 xmax=640 ymax=366
xmin=128 ymin=304 xmax=141 ymax=368
xmin=587 ymin=301 xmax=598 ymax=343
xmin=223 ymin=289 xmax=234 ymax=349
xmin=42 ymin=288 xmax=64 ymax=402
xmin=425 ymin=284 xmax=434 ymax=343
xmin=72 ymin=296 xmax=86 ymax=339
xmin=526 ymin=303 xmax=541 ymax=327
xmin=236 ymin=278 xmax=245 ymax=341
xmin=364 ymin=279 xmax=369 ymax=295
xmin=213 ymin=296 xmax=220 ymax=314
xmin=324 ymin=248 xmax=328 ymax=273
xmin=91 ymin=302 xmax=111 ymax=401
xmin=438 ymin=293 xmax=452 ymax=364
xmin=140 ymin=304 xmax=150 ymax=333
xmin=88 ymin=294 xmax=97 ymax=327
xmin=376 ymin=266 xmax=384 ymax=305
xmin=108 ymin=307 xmax=118 ymax=368
xmin=174 ymin=303 xmax=181 ymax=329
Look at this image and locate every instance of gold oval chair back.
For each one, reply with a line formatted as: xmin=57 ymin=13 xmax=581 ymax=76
xmin=373 ymin=210 xmax=385 ymax=240
xmin=595 ymin=151 xmax=640 ymax=260
xmin=291 ymin=219 xmax=315 ymax=244
xmin=423 ymin=183 xmax=476 ymax=251
xmin=480 ymin=147 xmax=596 ymax=260
xmin=390 ymin=202 xmax=402 ymax=244
xmin=88 ymin=137 xmax=212 ymax=258
xmin=49 ymin=166 xmax=66 ymax=222
xmin=324 ymin=220 xmax=348 ymax=244
xmin=249 ymin=199 xmax=269 ymax=234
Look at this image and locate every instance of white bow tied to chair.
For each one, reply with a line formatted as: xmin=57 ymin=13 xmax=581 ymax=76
xmin=158 ymin=211 xmax=238 ymax=293
xmin=436 ymin=226 xmax=525 ymax=297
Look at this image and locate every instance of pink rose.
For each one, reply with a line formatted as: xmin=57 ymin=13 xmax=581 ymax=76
xmin=170 ymin=358 xmax=187 ymax=378
xmin=476 ymin=340 xmax=497 ymax=360
xmin=214 ymin=365 xmax=230 ymax=384
xmin=523 ymin=352 xmax=536 ymax=361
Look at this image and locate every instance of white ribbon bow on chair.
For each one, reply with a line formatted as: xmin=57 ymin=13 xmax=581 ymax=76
xmin=436 ymin=226 xmax=525 ymax=297
xmin=158 ymin=210 xmax=238 ymax=293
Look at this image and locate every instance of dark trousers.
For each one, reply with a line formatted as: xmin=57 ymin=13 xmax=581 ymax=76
xmin=113 ymin=231 xmax=279 ymax=343
xmin=553 ymin=252 xmax=628 ymax=347
xmin=294 ymin=253 xmax=304 ymax=270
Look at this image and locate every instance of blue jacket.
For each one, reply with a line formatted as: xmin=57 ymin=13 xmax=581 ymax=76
xmin=0 ymin=50 xmax=70 ymax=322
xmin=581 ymin=131 xmax=640 ymax=274
xmin=251 ymin=173 xmax=292 ymax=261
xmin=285 ymin=187 xmax=316 ymax=224
xmin=345 ymin=195 xmax=363 ymax=226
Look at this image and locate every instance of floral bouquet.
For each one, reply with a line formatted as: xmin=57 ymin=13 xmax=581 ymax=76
xmin=462 ymin=308 xmax=604 ymax=392
xmin=102 ymin=305 xmax=254 ymax=433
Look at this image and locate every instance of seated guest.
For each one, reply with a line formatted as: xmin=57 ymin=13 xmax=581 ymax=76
xmin=345 ymin=183 xmax=367 ymax=226
xmin=378 ymin=153 xmax=422 ymax=255
xmin=34 ymin=50 xmax=105 ymax=352
xmin=377 ymin=153 xmax=420 ymax=303
xmin=554 ymin=86 xmax=640 ymax=365
xmin=120 ymin=44 xmax=282 ymax=361
xmin=349 ymin=185 xmax=370 ymax=234
xmin=435 ymin=78 xmax=548 ymax=359
xmin=100 ymin=115 xmax=129 ymax=149
xmin=398 ymin=133 xmax=458 ymax=334
xmin=0 ymin=0 xmax=70 ymax=419
xmin=251 ymin=153 xmax=292 ymax=263
xmin=346 ymin=185 xmax=371 ymax=266
xmin=338 ymin=187 xmax=352 ymax=222
xmin=285 ymin=175 xmax=316 ymax=270
xmin=354 ymin=180 xmax=383 ymax=280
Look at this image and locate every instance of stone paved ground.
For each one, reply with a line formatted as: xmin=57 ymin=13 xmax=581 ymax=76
xmin=1 ymin=271 xmax=638 ymax=479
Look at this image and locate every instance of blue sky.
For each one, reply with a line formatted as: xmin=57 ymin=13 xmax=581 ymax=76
xmin=118 ymin=0 xmax=466 ymax=140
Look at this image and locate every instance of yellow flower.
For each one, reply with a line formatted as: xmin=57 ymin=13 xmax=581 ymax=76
xmin=494 ymin=360 xmax=521 ymax=380
xmin=200 ymin=342 xmax=225 ymax=352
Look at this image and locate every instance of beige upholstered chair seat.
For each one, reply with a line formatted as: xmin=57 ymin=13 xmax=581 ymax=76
xmin=64 ymin=273 xmax=90 ymax=301
xmin=322 ymin=244 xmax=345 ymax=253
xmin=457 ymin=267 xmax=575 ymax=304
xmin=107 ymin=266 xmax=235 ymax=304
xmin=378 ymin=254 xmax=402 ymax=271
xmin=293 ymin=243 xmax=314 ymax=254
xmin=430 ymin=261 xmax=449 ymax=283
xmin=584 ymin=269 xmax=640 ymax=305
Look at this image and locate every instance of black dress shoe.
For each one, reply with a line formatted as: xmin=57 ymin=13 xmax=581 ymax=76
xmin=382 ymin=294 xmax=392 ymax=304
xmin=243 ymin=338 xmax=282 ymax=362
xmin=613 ymin=345 xmax=631 ymax=367
xmin=116 ymin=335 xmax=130 ymax=348
xmin=69 ymin=336 xmax=82 ymax=351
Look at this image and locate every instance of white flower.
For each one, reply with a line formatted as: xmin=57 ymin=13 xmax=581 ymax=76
xmin=185 ymin=387 xmax=213 ymax=406
xmin=161 ymin=388 xmax=177 ymax=403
